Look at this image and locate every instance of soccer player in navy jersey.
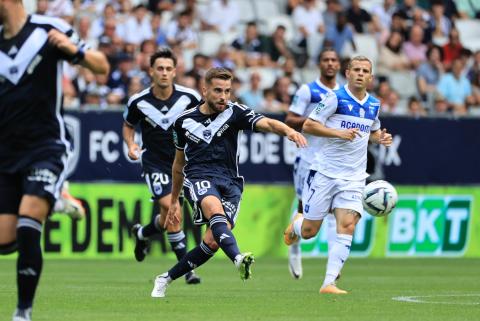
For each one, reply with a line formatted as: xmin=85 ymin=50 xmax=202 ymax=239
xmin=0 ymin=1 xmax=109 ymax=320
xmin=123 ymin=48 xmax=201 ymax=284
xmin=149 ymin=67 xmax=307 ymax=298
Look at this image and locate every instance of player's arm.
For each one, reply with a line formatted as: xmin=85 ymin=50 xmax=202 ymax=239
xmin=122 ymin=122 xmax=141 ymax=160
xmin=303 ymin=92 xmax=361 ymax=141
xmin=255 ymin=118 xmax=307 ymax=148
xmin=48 ymin=29 xmax=109 ymax=75
xmin=285 ymin=112 xmax=306 ymax=131
xmin=165 ymin=150 xmax=186 ymax=227
xmin=285 ymin=85 xmax=311 ymax=130
xmin=369 ymin=128 xmax=392 ymax=147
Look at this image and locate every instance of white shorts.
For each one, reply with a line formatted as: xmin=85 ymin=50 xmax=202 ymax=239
xmin=302 ymin=171 xmax=365 ymax=221
xmin=293 ymin=157 xmax=310 ymax=199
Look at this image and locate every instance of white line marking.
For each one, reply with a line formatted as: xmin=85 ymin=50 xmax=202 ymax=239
xmin=392 ymin=294 xmax=480 ymax=305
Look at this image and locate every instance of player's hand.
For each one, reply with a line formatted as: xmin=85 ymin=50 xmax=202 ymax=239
xmin=379 ymin=128 xmax=392 ymax=147
xmin=338 ymin=128 xmax=362 ymax=141
xmin=287 ymin=130 xmax=308 ymax=148
xmin=164 ymin=202 xmax=180 ymax=228
xmin=48 ymin=29 xmax=77 ymax=55
xmin=127 ymin=143 xmax=141 ymax=160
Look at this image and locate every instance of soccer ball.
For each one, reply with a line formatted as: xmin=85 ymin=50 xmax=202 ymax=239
xmin=362 ymin=180 xmax=398 ymax=217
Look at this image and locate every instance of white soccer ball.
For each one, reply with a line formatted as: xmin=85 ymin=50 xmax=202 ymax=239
xmin=362 ymin=180 xmax=398 ymax=217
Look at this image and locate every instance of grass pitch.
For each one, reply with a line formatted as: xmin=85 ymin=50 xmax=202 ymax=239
xmin=0 ymin=258 xmax=479 ymax=321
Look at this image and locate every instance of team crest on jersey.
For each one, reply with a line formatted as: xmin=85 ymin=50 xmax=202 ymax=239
xmin=203 ymin=129 xmax=212 ymax=140
xmin=359 ymin=108 xmax=365 ymax=118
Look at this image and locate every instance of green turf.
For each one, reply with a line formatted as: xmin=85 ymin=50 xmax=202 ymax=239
xmin=1 ymin=258 xmax=479 ymax=321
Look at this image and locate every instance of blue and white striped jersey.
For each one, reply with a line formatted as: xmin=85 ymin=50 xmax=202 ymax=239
xmin=289 ymin=79 xmax=339 ymax=165
xmin=308 ymin=85 xmax=381 ymax=180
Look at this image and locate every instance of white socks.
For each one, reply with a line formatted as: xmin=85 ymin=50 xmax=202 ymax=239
xmin=326 ymin=214 xmax=337 ymax=256
xmin=293 ymin=216 xmax=304 ymax=238
xmin=323 ymin=233 xmax=353 ymax=287
xmin=137 ymin=227 xmax=146 ymax=240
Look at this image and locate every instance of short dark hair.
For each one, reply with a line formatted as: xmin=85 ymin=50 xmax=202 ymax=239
xmin=150 ymin=47 xmax=177 ymax=67
xmin=318 ymin=47 xmax=339 ymax=64
xmin=205 ymin=67 xmax=233 ymax=85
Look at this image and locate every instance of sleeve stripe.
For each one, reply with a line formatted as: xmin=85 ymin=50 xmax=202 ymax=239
xmin=251 ymin=115 xmax=265 ymax=131
xmin=30 ymin=14 xmax=71 ymax=33
xmin=127 ymin=88 xmax=150 ymax=106
xmin=174 ymin=84 xmax=202 ymax=101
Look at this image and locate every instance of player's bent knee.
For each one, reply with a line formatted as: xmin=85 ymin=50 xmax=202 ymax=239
xmin=203 ymin=238 xmax=219 ymax=251
xmin=0 ymin=241 xmax=17 ymax=255
xmin=301 ymin=226 xmax=317 ymax=239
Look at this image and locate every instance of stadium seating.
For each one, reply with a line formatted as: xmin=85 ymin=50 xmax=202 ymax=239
xmin=198 ymin=31 xmax=225 ymax=56
xmin=388 ymin=71 xmax=418 ymax=99
xmin=456 ymin=19 xmax=480 ymax=52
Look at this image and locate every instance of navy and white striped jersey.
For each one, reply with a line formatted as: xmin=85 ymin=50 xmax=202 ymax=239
xmin=0 ymin=15 xmax=86 ymax=173
xmin=124 ymin=84 xmax=201 ymax=170
xmin=173 ymin=102 xmax=264 ymax=179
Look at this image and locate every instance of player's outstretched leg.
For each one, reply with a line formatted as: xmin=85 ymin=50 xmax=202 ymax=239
xmin=166 ymin=230 xmax=201 ymax=284
xmin=284 ymin=213 xmax=303 ymax=245
xmin=15 ymin=216 xmax=43 ymax=320
xmin=151 ymin=241 xmax=216 ymax=298
xmin=12 ymin=307 xmax=32 ymax=321
xmin=234 ymin=252 xmax=255 ymax=280
xmin=288 ymin=242 xmax=302 ymax=279
xmin=131 ymin=223 xmax=151 ymax=262
xmin=53 ymin=182 xmax=85 ymax=220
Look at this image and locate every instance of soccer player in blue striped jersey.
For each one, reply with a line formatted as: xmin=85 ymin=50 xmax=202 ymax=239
xmin=150 ymin=67 xmax=307 ymax=298
xmin=285 ymin=48 xmax=340 ymax=280
xmin=123 ymin=48 xmax=201 ymax=284
xmin=284 ymin=56 xmax=393 ymax=294
xmin=0 ymin=1 xmax=109 ymax=320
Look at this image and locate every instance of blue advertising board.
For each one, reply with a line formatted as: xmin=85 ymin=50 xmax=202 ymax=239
xmin=65 ymin=111 xmax=480 ymax=184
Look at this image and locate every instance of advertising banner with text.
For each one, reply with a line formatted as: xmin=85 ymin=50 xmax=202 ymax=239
xmin=0 ymin=184 xmax=472 ymax=259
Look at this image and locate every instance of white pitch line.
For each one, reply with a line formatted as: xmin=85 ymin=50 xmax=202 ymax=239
xmin=392 ymin=294 xmax=480 ymax=305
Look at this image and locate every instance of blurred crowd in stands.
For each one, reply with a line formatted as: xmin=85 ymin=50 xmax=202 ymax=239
xmin=25 ymin=0 xmax=480 ymax=117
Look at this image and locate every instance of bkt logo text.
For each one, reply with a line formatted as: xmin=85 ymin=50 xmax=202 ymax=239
xmin=388 ymin=196 xmax=471 ymax=256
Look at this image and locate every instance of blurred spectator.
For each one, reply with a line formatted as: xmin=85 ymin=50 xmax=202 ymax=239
xmin=433 ymin=93 xmax=450 ymax=114
xmin=212 ymin=44 xmax=236 ymax=70
xmin=395 ymin=0 xmax=425 ymax=26
xmin=166 ymin=10 xmax=198 ymax=49
xmin=122 ymin=4 xmax=154 ymax=47
xmin=108 ymin=53 xmax=136 ymax=103
xmin=200 ymin=0 xmax=239 ymax=33
xmin=468 ymin=50 xmax=480 ymax=106
xmin=377 ymin=31 xmax=411 ymax=76
xmin=91 ymin=4 xmax=122 ymax=40
xmin=45 ymin=0 xmax=75 ymax=24
xmin=147 ymin=0 xmax=175 ymax=14
xmin=263 ymin=25 xmax=293 ymax=67
xmin=371 ymin=0 xmax=397 ymax=33
xmin=286 ymin=0 xmax=301 ymax=15
xmin=324 ymin=12 xmax=356 ymax=57
xmin=455 ymin=0 xmax=480 ymax=19
xmin=323 ymin=0 xmax=343 ymax=29
xmin=346 ymin=0 xmax=376 ymax=34
xmin=85 ymin=73 xmax=122 ymax=108
xmin=239 ymin=72 xmax=263 ymax=111
xmin=231 ymin=22 xmax=267 ymax=67
xmin=76 ymin=15 xmax=97 ymax=48
xmin=280 ymin=57 xmax=300 ymax=91
xmin=151 ymin=13 xmax=168 ymax=46
xmin=390 ymin=11 xmax=409 ymax=41
xmin=36 ymin=0 xmax=48 ymax=15
xmin=382 ymin=89 xmax=401 ymax=114
xmin=429 ymin=0 xmax=452 ymax=45
xmin=185 ymin=53 xmax=209 ymax=82
xmin=442 ymin=28 xmax=464 ymax=70
xmin=337 ymin=57 xmax=351 ymax=85
xmin=63 ymin=75 xmax=79 ymax=109
xmin=437 ymin=59 xmax=474 ymax=115
xmin=292 ymin=0 xmax=324 ymax=66
xmin=260 ymin=88 xmax=286 ymax=114
xmin=411 ymin=7 xmax=432 ymax=44
xmin=403 ymin=25 xmax=427 ymax=68
xmin=416 ymin=45 xmax=444 ymax=106
xmin=407 ymin=96 xmax=427 ymax=117
xmin=230 ymin=77 xmax=243 ymax=103
xmin=273 ymin=76 xmax=294 ymax=108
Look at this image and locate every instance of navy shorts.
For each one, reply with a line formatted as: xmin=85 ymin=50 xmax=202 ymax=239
xmin=0 ymin=154 xmax=68 ymax=214
xmin=183 ymin=176 xmax=243 ymax=228
xmin=142 ymin=165 xmax=173 ymax=200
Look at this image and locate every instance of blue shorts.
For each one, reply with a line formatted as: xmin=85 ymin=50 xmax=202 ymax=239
xmin=142 ymin=165 xmax=172 ymax=200
xmin=0 ymin=153 xmax=68 ymax=214
xmin=183 ymin=176 xmax=243 ymax=228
